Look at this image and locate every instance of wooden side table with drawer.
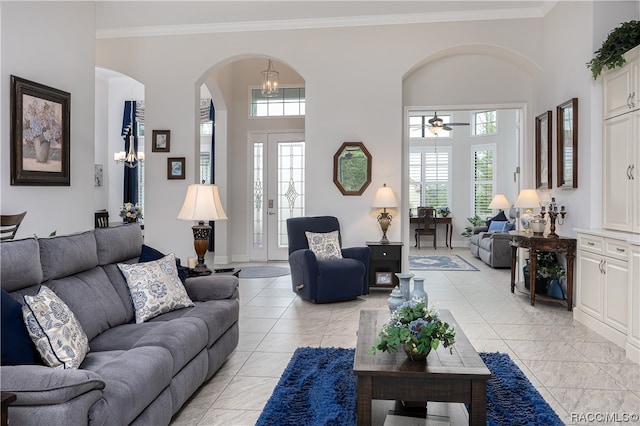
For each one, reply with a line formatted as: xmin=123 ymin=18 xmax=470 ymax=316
xmin=366 ymin=241 xmax=402 ymax=290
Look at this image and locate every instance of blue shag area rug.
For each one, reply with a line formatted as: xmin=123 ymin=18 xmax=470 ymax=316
xmin=409 ymin=254 xmax=479 ymax=271
xmin=255 ymin=347 xmax=564 ymax=426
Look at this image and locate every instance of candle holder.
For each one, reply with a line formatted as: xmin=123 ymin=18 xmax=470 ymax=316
xmin=540 ymin=197 xmax=566 ymax=238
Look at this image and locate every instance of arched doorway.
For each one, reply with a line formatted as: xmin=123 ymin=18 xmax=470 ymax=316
xmin=198 ymin=57 xmax=306 ymax=262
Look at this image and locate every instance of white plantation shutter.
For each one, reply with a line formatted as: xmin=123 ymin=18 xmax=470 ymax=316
xmin=472 ymin=144 xmax=496 ymax=217
xmin=408 ymin=146 xmax=451 ymax=210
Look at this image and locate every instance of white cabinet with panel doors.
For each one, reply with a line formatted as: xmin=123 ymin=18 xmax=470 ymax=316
xmin=575 ymin=233 xmax=629 ymax=349
xmin=602 ymin=45 xmax=640 ymax=234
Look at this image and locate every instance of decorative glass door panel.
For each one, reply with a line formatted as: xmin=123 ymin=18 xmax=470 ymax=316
xmin=251 ymin=132 xmax=304 ymax=261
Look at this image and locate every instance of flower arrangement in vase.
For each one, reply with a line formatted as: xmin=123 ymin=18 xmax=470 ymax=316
xmin=370 ymin=299 xmax=456 ymax=362
xmin=119 ymin=202 xmax=143 ymax=223
xmin=438 ymin=207 xmax=450 ymax=217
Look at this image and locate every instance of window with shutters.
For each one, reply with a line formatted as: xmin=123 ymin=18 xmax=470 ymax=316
xmin=472 ymin=144 xmax=496 ymax=217
xmin=409 ymin=146 xmax=451 ymax=211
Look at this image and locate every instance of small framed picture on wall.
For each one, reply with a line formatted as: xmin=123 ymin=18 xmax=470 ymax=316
xmin=152 ymin=130 xmax=170 ymax=152
xmin=167 ymin=157 xmax=185 ymax=180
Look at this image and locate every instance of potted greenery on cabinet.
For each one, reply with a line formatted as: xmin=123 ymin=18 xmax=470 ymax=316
xmin=523 ymin=252 xmax=566 ymax=297
xmin=587 ymin=20 xmax=640 ymax=79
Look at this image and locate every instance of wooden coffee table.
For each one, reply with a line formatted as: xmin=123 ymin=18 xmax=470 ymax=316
xmin=353 ymin=309 xmax=491 ymax=426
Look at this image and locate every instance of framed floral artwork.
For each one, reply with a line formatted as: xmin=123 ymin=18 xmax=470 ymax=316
xmin=167 ymin=157 xmax=185 ymax=180
xmin=10 ymin=75 xmax=70 ymax=186
xmin=152 ymin=130 xmax=170 ymax=152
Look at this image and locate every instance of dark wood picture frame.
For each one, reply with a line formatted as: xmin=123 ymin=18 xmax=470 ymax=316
xmin=333 ymin=141 xmax=372 ymax=196
xmin=557 ymin=98 xmax=578 ymax=188
xmin=152 ymin=130 xmax=170 ymax=152
xmin=167 ymin=157 xmax=185 ymax=180
xmin=10 ymin=75 xmax=70 ymax=186
xmin=375 ymin=272 xmax=393 ymax=285
xmin=535 ymin=111 xmax=552 ymax=189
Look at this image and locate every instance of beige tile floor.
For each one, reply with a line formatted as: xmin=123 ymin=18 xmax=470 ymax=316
xmin=171 ymin=248 xmax=640 ymax=426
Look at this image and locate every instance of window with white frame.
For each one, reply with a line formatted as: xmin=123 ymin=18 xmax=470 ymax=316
xmin=472 ymin=110 xmax=497 ymax=136
xmin=250 ymin=87 xmax=305 ymax=117
xmin=408 ymin=113 xmax=452 ymax=138
xmin=409 ymin=145 xmax=451 ymax=211
xmin=472 ymin=144 xmax=496 ymax=217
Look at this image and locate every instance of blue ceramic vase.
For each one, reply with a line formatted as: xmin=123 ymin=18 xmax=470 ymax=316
xmin=411 ymin=277 xmax=428 ymax=304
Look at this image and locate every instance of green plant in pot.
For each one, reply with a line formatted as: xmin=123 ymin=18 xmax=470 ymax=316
xmin=370 ymin=299 xmax=455 ymax=362
xmin=538 ymin=254 xmax=566 ymax=299
xmin=586 ymin=20 xmax=640 ymax=79
xmin=461 ymin=214 xmax=486 ymax=238
xmin=524 ymin=252 xmax=566 ymax=295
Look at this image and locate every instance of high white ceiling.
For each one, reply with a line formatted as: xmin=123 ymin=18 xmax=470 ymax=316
xmin=95 ymin=1 xmax=557 ymax=37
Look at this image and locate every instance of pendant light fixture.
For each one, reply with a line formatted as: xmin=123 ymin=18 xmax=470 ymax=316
xmin=114 ymin=102 xmax=144 ymax=168
xmin=261 ymin=59 xmax=280 ymax=98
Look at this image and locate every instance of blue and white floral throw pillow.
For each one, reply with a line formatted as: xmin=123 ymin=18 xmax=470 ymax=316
xmin=305 ymin=231 xmax=343 ymax=260
xmin=118 ymin=253 xmax=194 ymax=323
xmin=22 ymin=285 xmax=89 ymax=369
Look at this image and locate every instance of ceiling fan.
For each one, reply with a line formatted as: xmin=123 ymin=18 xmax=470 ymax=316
xmin=428 ymin=112 xmax=469 ymax=132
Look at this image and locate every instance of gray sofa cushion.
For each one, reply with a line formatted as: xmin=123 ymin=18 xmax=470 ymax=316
xmin=1 ymin=364 xmax=104 ymax=405
xmin=152 ymin=299 xmax=240 ymax=348
xmin=89 ymin=317 xmax=208 ymax=375
xmin=185 ymin=275 xmax=239 ymax=301
xmin=40 ymin=231 xmax=98 ymax=282
xmin=94 ymin=224 xmax=143 ymax=265
xmin=0 ymin=238 xmax=42 ymax=292
xmin=44 ymin=268 xmax=130 ymax=340
xmin=84 ymin=347 xmax=173 ymax=426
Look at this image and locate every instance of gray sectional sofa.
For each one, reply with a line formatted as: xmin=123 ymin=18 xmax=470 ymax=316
xmin=469 ymin=208 xmax=517 ymax=268
xmin=0 ymin=224 xmax=239 ymax=425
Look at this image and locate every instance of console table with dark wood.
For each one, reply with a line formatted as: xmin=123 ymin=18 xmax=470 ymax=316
xmin=354 ymin=309 xmax=491 ymax=426
xmin=409 ymin=216 xmax=453 ymax=248
xmin=509 ymin=231 xmax=576 ymax=311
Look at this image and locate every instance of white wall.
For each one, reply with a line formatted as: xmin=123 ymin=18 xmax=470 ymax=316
xmin=94 ymin=17 xmax=550 ymax=261
xmin=4 ymin=1 xmax=638 ymax=262
xmin=1 ymin=2 xmax=96 ymax=238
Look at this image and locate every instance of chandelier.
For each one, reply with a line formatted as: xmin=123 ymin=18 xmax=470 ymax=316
xmin=261 ymin=59 xmax=280 ymax=98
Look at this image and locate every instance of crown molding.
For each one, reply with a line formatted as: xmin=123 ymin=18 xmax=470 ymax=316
xmin=96 ymin=7 xmax=548 ymax=39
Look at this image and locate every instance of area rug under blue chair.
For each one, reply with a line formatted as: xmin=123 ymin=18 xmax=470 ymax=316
xmin=238 ymin=266 xmax=290 ymax=278
xmin=409 ymin=254 xmax=479 ymax=271
xmin=255 ymin=347 xmax=564 ymax=426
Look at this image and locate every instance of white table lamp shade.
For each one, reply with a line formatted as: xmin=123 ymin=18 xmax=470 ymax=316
xmin=489 ymin=194 xmax=511 ymax=210
xmin=372 ymin=184 xmax=399 ymax=208
xmin=514 ymin=189 xmax=540 ymax=209
xmin=177 ymin=184 xmax=228 ymax=221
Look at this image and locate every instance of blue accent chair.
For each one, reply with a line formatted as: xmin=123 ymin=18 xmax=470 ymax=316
xmin=286 ymin=216 xmax=370 ymax=303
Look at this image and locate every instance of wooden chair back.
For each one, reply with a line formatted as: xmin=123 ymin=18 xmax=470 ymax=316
xmin=1 ymin=211 xmax=27 ymax=241
xmin=415 ymin=207 xmax=436 ymax=249
xmin=95 ymin=210 xmax=109 ymax=228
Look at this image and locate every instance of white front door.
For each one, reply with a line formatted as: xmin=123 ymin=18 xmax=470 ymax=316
xmin=250 ymin=131 xmax=305 ymax=261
